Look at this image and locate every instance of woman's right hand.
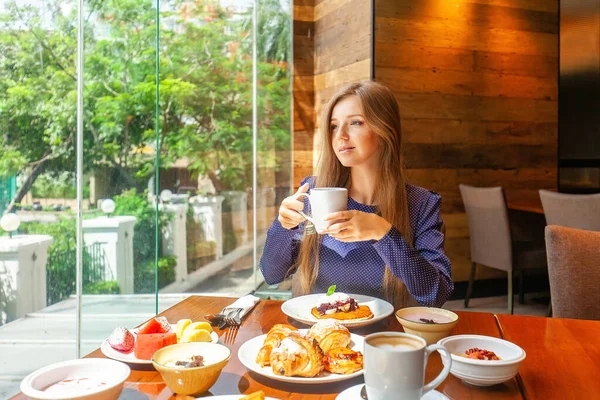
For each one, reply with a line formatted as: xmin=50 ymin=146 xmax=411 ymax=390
xmin=278 ymin=183 xmax=309 ymax=229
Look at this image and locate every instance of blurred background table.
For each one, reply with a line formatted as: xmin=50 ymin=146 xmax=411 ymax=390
xmin=507 ymin=199 xmax=545 ymax=215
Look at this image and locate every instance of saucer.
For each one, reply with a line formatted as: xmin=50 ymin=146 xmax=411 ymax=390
xmin=336 ymin=384 xmax=449 ymax=400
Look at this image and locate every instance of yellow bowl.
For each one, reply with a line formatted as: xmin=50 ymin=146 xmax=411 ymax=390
xmin=395 ymin=307 xmax=459 ymax=345
xmin=152 ymin=342 xmax=231 ymax=395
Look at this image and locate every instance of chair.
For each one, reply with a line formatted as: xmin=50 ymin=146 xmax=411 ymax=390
xmin=545 ymin=225 xmax=600 ymax=320
xmin=539 ymin=190 xmax=600 ymax=232
xmin=459 ymin=185 xmax=547 ymax=314
xmin=539 ymin=190 xmax=600 ymax=316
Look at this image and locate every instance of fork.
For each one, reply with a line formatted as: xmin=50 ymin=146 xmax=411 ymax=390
xmin=222 ymin=321 xmax=239 ymax=345
xmin=224 ymin=307 xmax=243 ymax=327
xmin=215 ymin=308 xmax=243 ymax=330
xmin=217 ymin=309 xmax=235 ymax=330
xmin=205 ymin=306 xmax=243 ymax=328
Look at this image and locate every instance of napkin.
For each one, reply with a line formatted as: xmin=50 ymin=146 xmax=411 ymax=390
xmin=222 ymin=294 xmax=260 ymax=318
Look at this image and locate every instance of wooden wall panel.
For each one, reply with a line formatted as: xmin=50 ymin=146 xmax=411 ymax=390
xmin=293 ymin=0 xmax=315 ymax=186
xmin=461 ymin=0 xmax=558 ymax=13
xmin=293 ymin=0 xmax=372 ymax=186
xmin=376 ymin=1 xmax=558 ymax=34
xmin=375 ymin=0 xmax=558 ymax=282
xmin=314 ymin=0 xmax=371 ymax=75
xmin=377 ymin=18 xmax=557 ymax=56
xmin=378 ymin=67 xmax=557 ymax=100
xmin=377 ymin=43 xmax=557 ymax=78
xmin=401 ymin=120 xmax=557 ymax=146
xmin=395 ymin=92 xmax=557 ymax=122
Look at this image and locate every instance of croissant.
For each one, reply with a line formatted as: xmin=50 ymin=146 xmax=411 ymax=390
xmin=307 ymin=319 xmax=351 ymax=353
xmin=255 ymin=324 xmax=298 ymax=367
xmin=323 ymin=347 xmax=364 ymax=374
xmin=270 ymin=332 xmax=324 ymax=377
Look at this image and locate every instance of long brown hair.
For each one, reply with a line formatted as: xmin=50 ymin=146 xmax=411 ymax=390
xmin=294 ymin=81 xmax=413 ymax=306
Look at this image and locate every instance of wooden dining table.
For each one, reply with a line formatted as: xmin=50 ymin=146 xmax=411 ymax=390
xmin=11 ymin=295 xmax=521 ymax=400
xmin=11 ymin=295 xmax=600 ymax=399
xmin=496 ymin=314 xmax=600 ymax=400
xmin=506 ymin=198 xmax=544 ymax=215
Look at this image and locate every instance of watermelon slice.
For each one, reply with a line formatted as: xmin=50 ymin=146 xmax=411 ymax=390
xmin=137 ymin=318 xmax=167 ymax=335
xmin=134 ymin=332 xmax=177 ymax=360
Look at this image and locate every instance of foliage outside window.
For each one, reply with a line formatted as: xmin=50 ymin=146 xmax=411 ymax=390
xmin=0 ymin=0 xmax=291 ymax=209
xmin=110 ymin=189 xmax=176 ymax=293
xmin=17 ymin=189 xmax=177 ymax=303
xmin=0 ymin=0 xmax=291 ymax=305
xmin=19 ymin=218 xmax=121 ymax=305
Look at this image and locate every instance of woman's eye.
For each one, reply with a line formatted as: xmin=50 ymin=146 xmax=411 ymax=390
xmin=330 ymin=124 xmax=338 ymax=131
xmin=350 ymin=120 xmax=363 ymax=126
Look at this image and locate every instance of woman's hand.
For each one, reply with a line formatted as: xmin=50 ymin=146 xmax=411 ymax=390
xmin=277 ymin=183 xmax=310 ymax=230
xmin=322 ymin=210 xmax=392 ymax=242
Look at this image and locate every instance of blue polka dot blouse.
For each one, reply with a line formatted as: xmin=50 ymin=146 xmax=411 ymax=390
xmin=259 ymin=177 xmax=453 ymax=307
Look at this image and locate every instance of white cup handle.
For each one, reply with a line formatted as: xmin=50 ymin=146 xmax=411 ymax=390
xmin=422 ymin=344 xmax=452 ymax=395
xmin=295 ymin=193 xmax=314 ymax=224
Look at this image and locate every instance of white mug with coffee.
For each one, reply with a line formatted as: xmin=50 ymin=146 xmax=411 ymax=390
xmin=296 ymin=187 xmax=348 ymax=233
xmin=363 ymin=332 xmax=452 ymax=400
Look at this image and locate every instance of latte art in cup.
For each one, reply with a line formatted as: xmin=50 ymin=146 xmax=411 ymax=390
xmin=368 ymin=336 xmax=423 ymax=351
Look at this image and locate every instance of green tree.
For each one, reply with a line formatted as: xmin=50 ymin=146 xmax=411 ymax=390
xmin=241 ymin=0 xmax=291 ymax=64
xmin=110 ymin=188 xmax=176 ymax=293
xmin=0 ymin=1 xmax=78 ymax=212
xmin=0 ymin=0 xmax=291 ymax=211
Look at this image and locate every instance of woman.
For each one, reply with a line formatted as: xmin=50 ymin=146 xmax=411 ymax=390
xmin=259 ymin=81 xmax=452 ymax=308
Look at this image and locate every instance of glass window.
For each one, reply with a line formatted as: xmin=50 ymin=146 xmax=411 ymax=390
xmin=0 ymin=0 xmax=292 ymax=397
xmin=1 ymin=0 xmax=77 ymax=395
xmin=254 ymin=0 xmax=293 ymax=299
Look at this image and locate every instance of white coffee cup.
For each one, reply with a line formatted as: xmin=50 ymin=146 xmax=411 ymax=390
xmin=363 ymin=332 xmax=452 ymax=400
xmin=296 ymin=187 xmax=348 ymax=233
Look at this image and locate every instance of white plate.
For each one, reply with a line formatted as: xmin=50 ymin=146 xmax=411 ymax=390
xmin=100 ymin=324 xmax=218 ymax=365
xmin=238 ymin=329 xmax=364 ymax=384
xmin=281 ymin=294 xmax=394 ymax=329
xmin=196 ymin=396 xmax=280 ymax=400
xmin=336 ymin=384 xmax=449 ymax=400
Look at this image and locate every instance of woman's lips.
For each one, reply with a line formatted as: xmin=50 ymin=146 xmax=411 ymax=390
xmin=338 ymin=146 xmax=355 ymax=153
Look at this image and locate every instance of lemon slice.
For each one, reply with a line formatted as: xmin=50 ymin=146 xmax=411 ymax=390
xmin=181 ymin=328 xmax=212 ymax=343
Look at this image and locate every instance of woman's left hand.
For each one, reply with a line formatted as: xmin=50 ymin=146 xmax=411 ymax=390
xmin=322 ymin=210 xmax=392 ymax=242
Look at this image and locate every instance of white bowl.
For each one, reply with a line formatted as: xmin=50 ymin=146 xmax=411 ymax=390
xmin=20 ymin=358 xmax=130 ymax=400
xmin=437 ymin=335 xmax=526 ymax=387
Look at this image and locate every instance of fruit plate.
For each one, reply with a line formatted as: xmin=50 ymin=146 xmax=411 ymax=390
xmin=100 ymin=324 xmax=218 ymax=365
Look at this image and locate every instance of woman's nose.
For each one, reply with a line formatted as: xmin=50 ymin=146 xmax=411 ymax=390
xmin=335 ymin=123 xmax=349 ymax=140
